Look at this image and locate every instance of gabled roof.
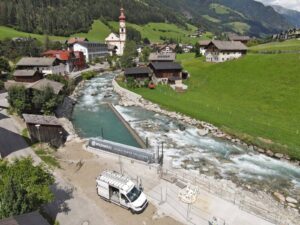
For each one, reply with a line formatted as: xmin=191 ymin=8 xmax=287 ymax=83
xmin=198 ymin=40 xmax=211 ymax=46
xmin=23 ymin=114 xmax=61 ymax=126
xmin=43 ymin=50 xmax=72 ymax=61
xmin=124 ymin=67 xmax=151 ymax=75
xmin=149 ymin=53 xmax=176 ymax=62
xmin=17 ymin=57 xmax=57 ymax=67
xmin=209 ymin=41 xmax=248 ymax=51
xmin=228 ymin=35 xmax=251 ymax=41
xmin=150 ymin=62 xmax=182 ymax=70
xmin=28 ymin=79 xmax=64 ymax=94
xmin=0 ymin=211 xmax=50 ymax=225
xmin=13 ymin=70 xmax=38 ymax=77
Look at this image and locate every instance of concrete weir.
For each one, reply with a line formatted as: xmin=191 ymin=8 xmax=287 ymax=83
xmin=107 ymin=103 xmax=147 ymax=149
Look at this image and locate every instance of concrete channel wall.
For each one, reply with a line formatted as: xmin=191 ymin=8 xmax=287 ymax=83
xmin=107 ymin=103 xmax=147 ymax=149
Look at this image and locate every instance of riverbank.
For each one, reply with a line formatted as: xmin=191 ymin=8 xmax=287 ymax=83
xmin=113 ymin=79 xmax=300 ymax=167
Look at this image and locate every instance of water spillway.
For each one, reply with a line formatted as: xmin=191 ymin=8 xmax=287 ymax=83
xmin=72 ymin=72 xmax=300 ymax=199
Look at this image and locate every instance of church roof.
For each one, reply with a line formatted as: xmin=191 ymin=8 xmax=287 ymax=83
xmin=119 ymin=8 xmax=126 ymax=20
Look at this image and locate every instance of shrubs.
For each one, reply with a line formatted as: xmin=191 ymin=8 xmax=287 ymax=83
xmin=82 ymin=71 xmax=97 ymax=80
xmin=0 ymin=80 xmax=4 ymax=90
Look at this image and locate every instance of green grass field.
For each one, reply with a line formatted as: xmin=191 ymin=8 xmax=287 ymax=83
xmin=130 ymin=53 xmax=300 ymax=159
xmin=0 ymin=20 xmax=211 ymax=44
xmin=250 ymin=39 xmax=300 ymax=52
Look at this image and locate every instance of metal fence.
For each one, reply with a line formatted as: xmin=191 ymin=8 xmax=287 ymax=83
xmin=88 ymin=138 xmax=157 ymax=163
xmin=160 ymin=169 xmax=300 ymax=225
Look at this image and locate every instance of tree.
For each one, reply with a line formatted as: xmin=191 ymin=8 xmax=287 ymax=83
xmin=194 ymin=42 xmax=201 ymax=58
xmin=0 ymin=57 xmax=10 ymax=74
xmin=120 ymin=41 xmax=137 ymax=68
xmin=140 ymin=46 xmax=151 ymax=63
xmin=175 ymin=44 xmax=183 ymax=54
xmin=7 ymin=85 xmax=30 ymax=115
xmin=0 ymin=158 xmax=54 ymax=219
xmin=32 ymin=86 xmax=59 ymax=115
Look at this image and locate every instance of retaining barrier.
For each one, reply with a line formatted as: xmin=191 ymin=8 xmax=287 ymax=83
xmin=88 ymin=138 xmax=157 ymax=163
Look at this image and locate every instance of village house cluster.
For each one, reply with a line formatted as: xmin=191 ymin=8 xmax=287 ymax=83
xmin=272 ymin=28 xmax=300 ymax=41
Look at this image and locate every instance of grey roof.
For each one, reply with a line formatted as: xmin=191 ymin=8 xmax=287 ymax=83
xmin=75 ymin=41 xmax=107 ymax=48
xmin=17 ymin=57 xmax=56 ymax=67
xmin=13 ymin=70 xmax=38 ymax=77
xmin=124 ymin=67 xmax=151 ymax=75
xmin=23 ymin=114 xmax=61 ymax=126
xmin=0 ymin=211 xmax=50 ymax=225
xmin=150 ymin=62 xmax=182 ymax=70
xmin=209 ymin=41 xmax=248 ymax=51
xmin=28 ymin=79 xmax=64 ymax=94
xmin=149 ymin=53 xmax=176 ymax=61
xmin=198 ymin=40 xmax=211 ymax=46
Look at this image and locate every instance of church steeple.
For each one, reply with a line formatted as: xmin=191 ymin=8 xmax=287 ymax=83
xmin=119 ymin=7 xmax=126 ymax=43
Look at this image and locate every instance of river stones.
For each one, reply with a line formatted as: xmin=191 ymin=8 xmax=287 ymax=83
xmin=274 ymin=153 xmax=284 ymax=159
xmin=273 ymin=192 xmax=285 ymax=203
xmin=286 ymin=197 xmax=298 ymax=204
xmin=266 ymin=150 xmax=274 ymax=157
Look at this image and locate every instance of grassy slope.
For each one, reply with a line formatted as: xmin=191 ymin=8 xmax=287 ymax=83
xmin=250 ymin=39 xmax=300 ymax=51
xmin=0 ymin=20 xmax=211 ymax=44
xmin=0 ymin=26 xmax=66 ymax=42
xmin=131 ymin=53 xmax=300 ymax=159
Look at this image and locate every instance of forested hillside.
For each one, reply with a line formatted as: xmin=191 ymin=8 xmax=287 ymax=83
xmin=0 ymin=0 xmax=292 ymax=37
xmin=0 ymin=0 xmax=184 ymax=36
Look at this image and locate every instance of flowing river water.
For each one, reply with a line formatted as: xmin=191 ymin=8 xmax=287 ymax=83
xmin=72 ymin=72 xmax=300 ymax=199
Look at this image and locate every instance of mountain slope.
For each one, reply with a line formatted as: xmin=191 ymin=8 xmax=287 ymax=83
xmin=0 ymin=0 xmax=292 ymax=37
xmin=271 ymin=5 xmax=300 ymax=27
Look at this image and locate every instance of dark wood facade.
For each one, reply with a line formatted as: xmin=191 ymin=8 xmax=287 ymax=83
xmin=149 ymin=62 xmax=182 ymax=80
xmin=14 ymin=72 xmax=43 ymax=83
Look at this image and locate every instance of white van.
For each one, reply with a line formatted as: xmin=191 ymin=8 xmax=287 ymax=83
xmin=96 ymin=170 xmax=148 ymax=213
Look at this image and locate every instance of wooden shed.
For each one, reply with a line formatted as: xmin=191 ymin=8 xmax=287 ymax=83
xmin=22 ymin=114 xmax=66 ymax=147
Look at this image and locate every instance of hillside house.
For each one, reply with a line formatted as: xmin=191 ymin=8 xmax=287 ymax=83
xmin=16 ymin=57 xmax=66 ymax=75
xmin=23 ymin=114 xmax=66 ymax=147
xmin=13 ymin=70 xmax=43 ymax=83
xmin=149 ymin=52 xmax=176 ymax=62
xmin=43 ymin=50 xmax=86 ymax=72
xmin=149 ymin=62 xmax=182 ymax=84
xmin=154 ymin=44 xmax=177 ymax=54
xmin=73 ymin=42 xmax=109 ymax=62
xmin=199 ymin=40 xmax=211 ymax=55
xmin=228 ymin=34 xmax=251 ymax=44
xmin=205 ymin=41 xmax=248 ymax=63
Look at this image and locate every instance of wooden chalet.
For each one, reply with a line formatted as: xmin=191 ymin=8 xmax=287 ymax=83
xmin=149 ymin=62 xmax=182 ymax=84
xmin=13 ymin=70 xmax=43 ymax=83
xmin=228 ymin=34 xmax=251 ymax=44
xmin=124 ymin=67 xmax=151 ymax=81
xmin=23 ymin=114 xmax=66 ymax=147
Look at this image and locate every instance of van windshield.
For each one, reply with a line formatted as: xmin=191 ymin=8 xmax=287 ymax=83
xmin=127 ymin=186 xmax=141 ymax=202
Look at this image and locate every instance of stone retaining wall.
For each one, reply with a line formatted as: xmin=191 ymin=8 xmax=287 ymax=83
xmin=112 ymin=79 xmax=142 ymax=103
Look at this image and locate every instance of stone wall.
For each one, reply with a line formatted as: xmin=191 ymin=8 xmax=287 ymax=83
xmin=112 ymin=79 xmax=142 ymax=103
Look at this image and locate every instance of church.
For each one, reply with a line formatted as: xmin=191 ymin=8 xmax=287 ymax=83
xmin=105 ymin=8 xmax=126 ymax=56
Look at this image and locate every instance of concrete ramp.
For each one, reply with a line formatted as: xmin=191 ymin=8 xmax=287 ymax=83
xmin=0 ymin=92 xmax=9 ymax=109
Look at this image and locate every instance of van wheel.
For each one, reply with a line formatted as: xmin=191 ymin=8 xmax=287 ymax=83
xmin=130 ymin=209 xmax=135 ymax=214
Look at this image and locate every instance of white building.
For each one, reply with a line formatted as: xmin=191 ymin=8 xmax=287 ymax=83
xmin=105 ymin=8 xmax=126 ymax=56
xmin=205 ymin=40 xmax=248 ymax=63
xmin=73 ymin=42 xmax=109 ymax=63
xmin=199 ymin=40 xmax=211 ymax=55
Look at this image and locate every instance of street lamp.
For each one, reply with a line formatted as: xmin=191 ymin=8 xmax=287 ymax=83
xmin=35 ymin=124 xmax=41 ymax=148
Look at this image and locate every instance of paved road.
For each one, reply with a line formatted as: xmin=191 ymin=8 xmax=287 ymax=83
xmin=0 ymin=109 xmax=40 ymax=161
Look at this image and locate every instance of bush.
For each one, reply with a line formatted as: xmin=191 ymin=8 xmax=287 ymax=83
xmin=0 ymin=80 xmax=4 ymax=90
xmin=82 ymin=71 xmax=97 ymax=80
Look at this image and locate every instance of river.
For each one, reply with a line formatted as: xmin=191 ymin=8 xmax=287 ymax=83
xmin=72 ymin=72 xmax=300 ymax=199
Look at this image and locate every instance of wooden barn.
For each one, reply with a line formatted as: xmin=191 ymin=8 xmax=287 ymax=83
xmin=13 ymin=70 xmax=43 ymax=83
xmin=22 ymin=114 xmax=66 ymax=147
xmin=124 ymin=67 xmax=151 ymax=80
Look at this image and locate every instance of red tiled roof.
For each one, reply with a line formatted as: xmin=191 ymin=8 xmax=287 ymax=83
xmin=43 ymin=50 xmax=71 ymax=61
